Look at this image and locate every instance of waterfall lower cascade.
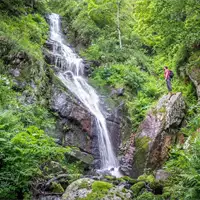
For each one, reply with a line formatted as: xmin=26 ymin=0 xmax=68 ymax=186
xmin=48 ymin=13 xmax=121 ymax=177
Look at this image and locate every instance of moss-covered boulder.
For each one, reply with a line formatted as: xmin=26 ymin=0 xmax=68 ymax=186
xmin=138 ymin=174 xmax=155 ymax=184
xmin=62 ymin=178 xmax=132 ymax=200
xmin=62 ymin=178 xmax=94 ymax=200
xmin=130 ymin=181 xmax=145 ymax=197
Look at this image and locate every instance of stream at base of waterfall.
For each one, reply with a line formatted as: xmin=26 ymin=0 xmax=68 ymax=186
xmin=48 ymin=13 xmax=121 ymax=177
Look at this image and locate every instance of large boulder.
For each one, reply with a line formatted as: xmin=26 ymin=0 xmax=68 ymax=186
xmin=62 ymin=178 xmax=94 ymax=200
xmin=61 ymin=178 xmax=132 ymax=200
xmin=121 ymin=92 xmax=186 ymax=177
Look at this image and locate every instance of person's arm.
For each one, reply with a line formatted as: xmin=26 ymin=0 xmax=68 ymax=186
xmin=164 ymin=70 xmax=168 ymax=80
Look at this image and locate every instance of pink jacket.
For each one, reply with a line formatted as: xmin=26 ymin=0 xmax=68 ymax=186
xmin=164 ymin=69 xmax=170 ymax=79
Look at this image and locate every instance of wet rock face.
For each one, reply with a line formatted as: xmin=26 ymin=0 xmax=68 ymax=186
xmin=106 ymin=108 xmax=122 ymax=154
xmin=121 ymin=92 xmax=186 ymax=177
xmin=119 ymin=134 xmax=135 ymax=176
xmin=50 ymin=87 xmax=94 ymax=154
xmin=50 ymin=86 xmax=122 ymax=168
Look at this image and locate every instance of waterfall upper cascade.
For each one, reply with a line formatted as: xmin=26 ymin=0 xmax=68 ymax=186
xmin=48 ymin=13 xmax=121 ymax=177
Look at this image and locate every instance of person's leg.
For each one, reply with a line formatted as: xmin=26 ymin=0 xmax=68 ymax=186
xmin=166 ymin=79 xmax=172 ymax=92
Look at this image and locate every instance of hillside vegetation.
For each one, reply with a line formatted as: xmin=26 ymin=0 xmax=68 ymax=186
xmin=0 ymin=0 xmax=200 ymax=199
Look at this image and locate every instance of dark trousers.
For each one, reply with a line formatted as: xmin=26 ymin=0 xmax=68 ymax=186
xmin=166 ymin=78 xmax=172 ymax=92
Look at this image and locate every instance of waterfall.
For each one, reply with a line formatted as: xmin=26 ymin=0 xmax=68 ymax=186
xmin=48 ymin=13 xmax=121 ymax=177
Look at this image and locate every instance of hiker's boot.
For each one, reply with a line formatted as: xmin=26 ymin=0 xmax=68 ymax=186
xmin=168 ymin=92 xmax=172 ymax=100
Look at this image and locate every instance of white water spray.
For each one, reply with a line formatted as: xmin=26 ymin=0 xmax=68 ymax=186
xmin=48 ymin=13 xmax=121 ymax=177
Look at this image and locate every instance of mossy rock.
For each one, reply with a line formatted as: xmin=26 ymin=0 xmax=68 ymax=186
xmin=78 ymin=192 xmax=105 ymax=200
xmin=62 ymin=177 xmax=132 ymax=200
xmin=42 ymin=161 xmax=67 ymax=175
xmin=50 ymin=181 xmax=64 ymax=193
xmin=122 ymin=176 xmax=137 ymax=185
xmin=104 ymin=175 xmax=116 ymax=181
xmin=62 ymin=178 xmax=94 ymax=200
xmin=138 ymin=174 xmax=163 ymax=194
xmin=115 ymin=177 xmax=126 ymax=184
xmin=79 ymin=180 xmax=91 ymax=189
xmin=133 ymin=136 xmax=151 ymax=177
xmin=130 ymin=181 xmax=145 ymax=197
xmin=138 ymin=174 xmax=155 ymax=184
xmin=92 ymin=181 xmax=113 ymax=192
xmin=65 ymin=147 xmax=94 ymax=165
xmin=78 ymin=181 xmax=113 ymax=200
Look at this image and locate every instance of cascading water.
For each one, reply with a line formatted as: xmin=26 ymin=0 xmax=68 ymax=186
xmin=48 ymin=13 xmax=121 ymax=177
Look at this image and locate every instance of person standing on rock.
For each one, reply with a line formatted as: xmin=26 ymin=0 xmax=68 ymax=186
xmin=164 ymin=66 xmax=172 ymax=95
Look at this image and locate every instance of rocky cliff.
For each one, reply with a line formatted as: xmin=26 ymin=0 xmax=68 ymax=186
xmin=44 ymin=35 xmax=123 ymax=169
xmin=120 ymin=92 xmax=186 ymax=177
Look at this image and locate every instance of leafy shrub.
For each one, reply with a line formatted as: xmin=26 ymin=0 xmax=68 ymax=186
xmin=0 ymin=13 xmax=48 ymax=60
xmin=92 ymin=64 xmax=145 ymax=92
xmin=0 ymin=76 xmax=15 ymax=108
xmin=0 ymin=0 xmax=49 ymax=15
xmin=0 ymin=126 xmax=67 ymax=200
xmin=0 ymin=76 xmax=79 ymax=199
xmin=164 ymin=102 xmax=200 ymax=199
xmin=91 ymin=64 xmax=163 ymax=130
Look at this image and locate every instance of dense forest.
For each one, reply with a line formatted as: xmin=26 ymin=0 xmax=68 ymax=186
xmin=0 ymin=0 xmax=200 ymax=199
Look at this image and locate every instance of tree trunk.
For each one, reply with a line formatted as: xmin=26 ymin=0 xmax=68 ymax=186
xmin=117 ymin=0 xmax=122 ymax=49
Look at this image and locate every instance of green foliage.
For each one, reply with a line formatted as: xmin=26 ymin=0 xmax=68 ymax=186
xmin=79 ymin=181 xmax=113 ymax=200
xmin=0 ymin=76 xmax=15 ymax=108
xmin=49 ymin=0 xmax=149 ymax=67
xmin=91 ymin=64 xmax=163 ymax=130
xmin=0 ymin=125 xmax=67 ymax=199
xmin=130 ymin=181 xmax=145 ymax=196
xmin=0 ymin=0 xmax=50 ymax=15
xmin=134 ymin=0 xmax=200 ymax=48
xmin=163 ymin=103 xmax=200 ymax=199
xmin=0 ymin=13 xmax=48 ymax=60
xmin=16 ymin=104 xmax=55 ymax=131
xmin=92 ymin=65 xmax=145 ymax=91
xmin=92 ymin=181 xmax=113 ymax=192
xmin=136 ymin=192 xmax=161 ymax=200
xmin=134 ymin=0 xmax=200 ymax=80
xmin=1 ymin=0 xmax=200 ymax=199
xmin=0 ymin=76 xmax=80 ymax=199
